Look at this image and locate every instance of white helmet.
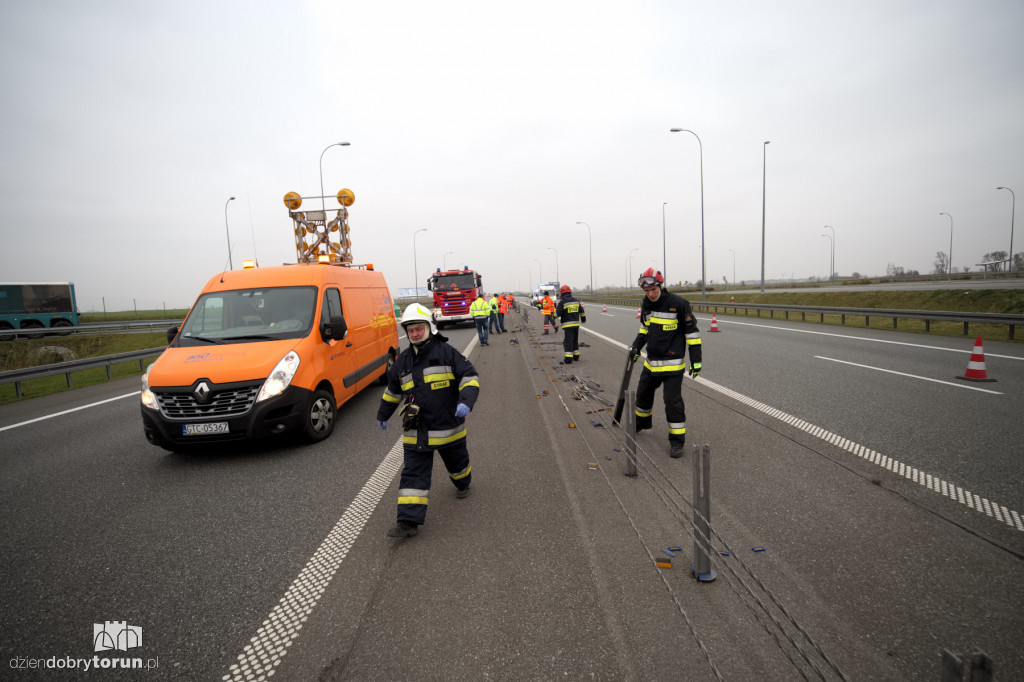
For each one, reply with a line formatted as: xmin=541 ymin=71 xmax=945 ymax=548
xmin=400 ymin=302 xmax=438 ymax=335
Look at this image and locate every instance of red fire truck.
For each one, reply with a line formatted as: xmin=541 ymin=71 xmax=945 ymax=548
xmin=427 ymin=267 xmax=483 ymax=329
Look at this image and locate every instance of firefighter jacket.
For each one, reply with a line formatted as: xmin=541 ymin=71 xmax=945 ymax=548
xmin=489 ymin=296 xmax=499 ymax=313
xmin=630 ymin=289 xmax=702 ymax=374
xmin=541 ymin=296 xmax=556 ymax=316
xmin=556 ymin=292 xmax=586 ymax=328
xmin=469 ymin=296 xmax=490 ymax=318
xmin=377 ymin=336 xmax=480 ymax=451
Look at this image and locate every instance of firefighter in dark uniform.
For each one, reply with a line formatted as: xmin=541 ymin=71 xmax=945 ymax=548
xmin=555 ymin=284 xmax=586 ymax=364
xmin=627 ymin=268 xmax=702 ymax=459
xmin=376 ymin=303 xmax=480 ymax=537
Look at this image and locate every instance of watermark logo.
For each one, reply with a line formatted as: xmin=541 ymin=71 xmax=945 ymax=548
xmin=93 ymin=621 xmax=142 ymax=652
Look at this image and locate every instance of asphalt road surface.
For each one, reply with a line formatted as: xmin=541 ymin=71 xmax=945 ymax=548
xmin=2 ymin=302 xmax=1022 ymax=681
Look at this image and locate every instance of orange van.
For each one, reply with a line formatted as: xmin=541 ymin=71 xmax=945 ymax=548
xmin=140 ymin=262 xmax=399 ymax=451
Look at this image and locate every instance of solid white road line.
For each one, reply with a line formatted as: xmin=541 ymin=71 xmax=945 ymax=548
xmin=580 ymin=326 xmax=1023 ymax=532
xmin=815 ymin=355 xmax=1003 ymax=395
xmin=0 ymin=392 xmax=140 ymax=432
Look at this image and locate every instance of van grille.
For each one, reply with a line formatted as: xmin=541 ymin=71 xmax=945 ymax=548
xmin=156 ymin=384 xmax=260 ymax=419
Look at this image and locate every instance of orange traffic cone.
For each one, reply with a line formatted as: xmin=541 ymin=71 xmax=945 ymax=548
xmin=636 ymin=306 xmax=641 ymax=319
xmin=957 ymin=336 xmax=995 ymax=382
xmin=602 ymin=303 xmax=607 ymax=312
xmin=730 ymin=296 xmax=734 ymax=303
xmin=708 ymin=313 xmax=720 ymax=332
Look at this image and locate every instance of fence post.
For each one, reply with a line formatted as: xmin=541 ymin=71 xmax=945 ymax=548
xmin=691 ymin=444 xmax=716 ymax=582
xmin=623 ymin=390 xmax=638 ymax=477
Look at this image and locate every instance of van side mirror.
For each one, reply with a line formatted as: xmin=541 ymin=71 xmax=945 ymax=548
xmin=166 ymin=326 xmax=179 ymax=345
xmin=322 ymin=314 xmax=348 ymax=342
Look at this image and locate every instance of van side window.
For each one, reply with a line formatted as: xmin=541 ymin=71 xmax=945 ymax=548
xmin=322 ymin=288 xmax=343 ymax=326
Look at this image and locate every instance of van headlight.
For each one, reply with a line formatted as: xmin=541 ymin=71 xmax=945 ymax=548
xmin=257 ymin=351 xmax=300 ymax=402
xmin=141 ymin=367 xmax=158 ymax=410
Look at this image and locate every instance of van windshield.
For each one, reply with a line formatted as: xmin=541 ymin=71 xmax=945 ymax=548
xmin=176 ymin=286 xmax=317 ymax=346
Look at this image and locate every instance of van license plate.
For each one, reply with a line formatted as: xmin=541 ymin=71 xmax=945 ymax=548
xmin=182 ymin=422 xmax=229 ymax=435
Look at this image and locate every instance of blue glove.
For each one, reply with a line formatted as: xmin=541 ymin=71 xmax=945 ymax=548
xmin=377 ymin=419 xmax=388 ymax=430
xmin=455 ymin=403 xmax=471 ymax=418
xmin=688 ymin=363 xmax=702 ymax=379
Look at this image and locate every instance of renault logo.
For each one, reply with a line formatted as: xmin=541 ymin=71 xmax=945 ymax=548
xmin=194 ymin=381 xmax=211 ymax=404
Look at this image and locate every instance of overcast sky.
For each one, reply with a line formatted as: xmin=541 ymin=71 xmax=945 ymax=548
xmin=2 ymin=0 xmax=1022 ymax=311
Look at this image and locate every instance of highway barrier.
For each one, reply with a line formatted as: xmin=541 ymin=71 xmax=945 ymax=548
xmin=0 ymin=348 xmax=164 ymax=398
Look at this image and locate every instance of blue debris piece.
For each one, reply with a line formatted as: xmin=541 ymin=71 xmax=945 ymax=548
xmin=605 ymin=456 xmax=612 ymax=460
xmin=612 ymin=448 xmax=622 ymax=452
xmin=661 ymin=548 xmax=676 ymax=558
xmin=590 ymin=420 xmax=604 ymax=428
xmin=719 ymin=551 xmax=730 ymax=557
xmin=752 ymin=546 xmax=766 ymax=552
xmin=668 ymin=546 xmax=683 ymax=552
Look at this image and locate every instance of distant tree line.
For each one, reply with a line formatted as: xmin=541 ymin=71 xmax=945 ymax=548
xmin=931 ymin=249 xmax=1022 ymax=275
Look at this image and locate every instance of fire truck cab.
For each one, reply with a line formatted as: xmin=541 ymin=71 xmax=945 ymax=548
xmin=428 ymin=267 xmax=483 ymax=329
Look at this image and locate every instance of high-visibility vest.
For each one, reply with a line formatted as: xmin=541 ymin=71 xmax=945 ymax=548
xmin=470 ymin=297 xmax=491 ymax=318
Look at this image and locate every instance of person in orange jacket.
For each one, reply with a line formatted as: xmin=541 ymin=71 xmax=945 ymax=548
xmin=498 ymin=293 xmax=511 ymax=332
xmin=541 ymin=293 xmax=557 ymax=334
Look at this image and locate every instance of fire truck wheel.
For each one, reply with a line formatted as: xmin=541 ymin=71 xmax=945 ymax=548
xmin=303 ymin=387 xmax=337 ymax=443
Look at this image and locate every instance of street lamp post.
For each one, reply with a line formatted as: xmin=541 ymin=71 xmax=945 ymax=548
xmin=576 ymin=221 xmax=592 ymax=293
xmin=940 ymin=212 xmax=953 ymax=280
xmin=413 ymin=228 xmax=428 ymax=304
xmin=443 ymin=251 xmax=454 ymax=270
xmin=997 ymin=186 xmax=1016 ymax=273
xmin=534 ymin=259 xmax=543 ymax=286
xmin=661 ymin=202 xmax=668 ymax=283
xmin=224 ymin=196 xmax=236 ymax=270
xmin=820 ymin=234 xmax=832 ymax=281
xmin=670 ymin=128 xmax=705 ymax=302
xmin=728 ymin=248 xmax=735 ymax=287
xmin=628 ymin=248 xmax=639 ymax=287
xmin=548 ymin=247 xmax=559 ymax=286
xmin=824 ymin=225 xmax=835 ymax=282
xmin=760 ymin=140 xmax=770 ymax=293
xmin=319 ymin=142 xmax=351 ymax=212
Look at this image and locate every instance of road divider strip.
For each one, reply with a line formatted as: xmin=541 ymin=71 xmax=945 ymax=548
xmin=581 ymin=326 xmax=1023 ymax=532
xmin=224 ymin=437 xmax=404 ymax=681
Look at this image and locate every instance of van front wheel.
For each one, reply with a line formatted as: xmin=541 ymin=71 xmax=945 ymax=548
xmin=303 ymin=388 xmax=336 ymax=443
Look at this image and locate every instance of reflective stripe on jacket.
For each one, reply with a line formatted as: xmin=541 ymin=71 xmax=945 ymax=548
xmin=376 ymin=337 xmax=480 ymax=451
xmin=630 ymin=289 xmax=702 ymax=371
xmin=556 ymin=293 xmax=586 ymax=328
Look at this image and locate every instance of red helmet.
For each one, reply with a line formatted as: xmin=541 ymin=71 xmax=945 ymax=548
xmin=638 ymin=267 xmax=664 ymax=287
xmin=559 ymin=284 xmax=571 ymax=294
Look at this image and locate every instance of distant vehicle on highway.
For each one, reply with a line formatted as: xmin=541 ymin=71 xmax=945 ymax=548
xmin=140 ymin=188 xmax=400 ymax=451
xmin=428 ymin=266 xmax=484 ymax=329
xmin=0 ymin=282 xmax=79 ymax=338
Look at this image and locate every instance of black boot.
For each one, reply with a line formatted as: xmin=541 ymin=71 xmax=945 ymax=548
xmin=670 ymin=440 xmax=686 ymax=459
xmin=387 ymin=520 xmax=419 ymax=537
xmin=456 ymin=484 xmax=470 ymax=499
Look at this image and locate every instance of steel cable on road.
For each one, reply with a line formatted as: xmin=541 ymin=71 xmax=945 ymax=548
xmin=521 ymin=309 xmax=850 ymax=681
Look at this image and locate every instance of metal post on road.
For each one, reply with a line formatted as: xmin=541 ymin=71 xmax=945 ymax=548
xmin=692 ymin=444 xmax=716 ymax=582
xmin=824 ymin=225 xmax=835 ymax=282
xmin=624 ymin=390 xmax=638 ymax=477
xmin=760 ymin=140 xmax=769 ymax=293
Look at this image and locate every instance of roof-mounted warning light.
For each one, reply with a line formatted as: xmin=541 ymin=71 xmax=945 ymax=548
xmin=242 ymin=259 xmax=256 ymax=269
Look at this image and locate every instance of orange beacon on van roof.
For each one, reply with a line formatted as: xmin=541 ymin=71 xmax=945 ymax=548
xmin=140 ymin=189 xmax=400 ymax=451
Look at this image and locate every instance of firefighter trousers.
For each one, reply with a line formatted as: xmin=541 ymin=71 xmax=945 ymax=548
xmin=562 ymin=326 xmax=580 ymax=360
xmin=397 ymin=440 xmax=472 ymax=525
xmin=634 ymin=369 xmax=686 ymax=445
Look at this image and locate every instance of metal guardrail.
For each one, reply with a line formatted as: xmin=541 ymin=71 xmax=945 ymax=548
xmin=581 ymin=298 xmax=1024 ymax=340
xmin=0 ymin=348 xmax=165 ymax=398
xmin=0 ymin=320 xmax=181 ymax=341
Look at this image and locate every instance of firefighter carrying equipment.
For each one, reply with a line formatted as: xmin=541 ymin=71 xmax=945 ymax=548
xmin=376 ymin=333 xmax=481 ymax=451
xmin=630 ymin=288 xmax=702 ymax=374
